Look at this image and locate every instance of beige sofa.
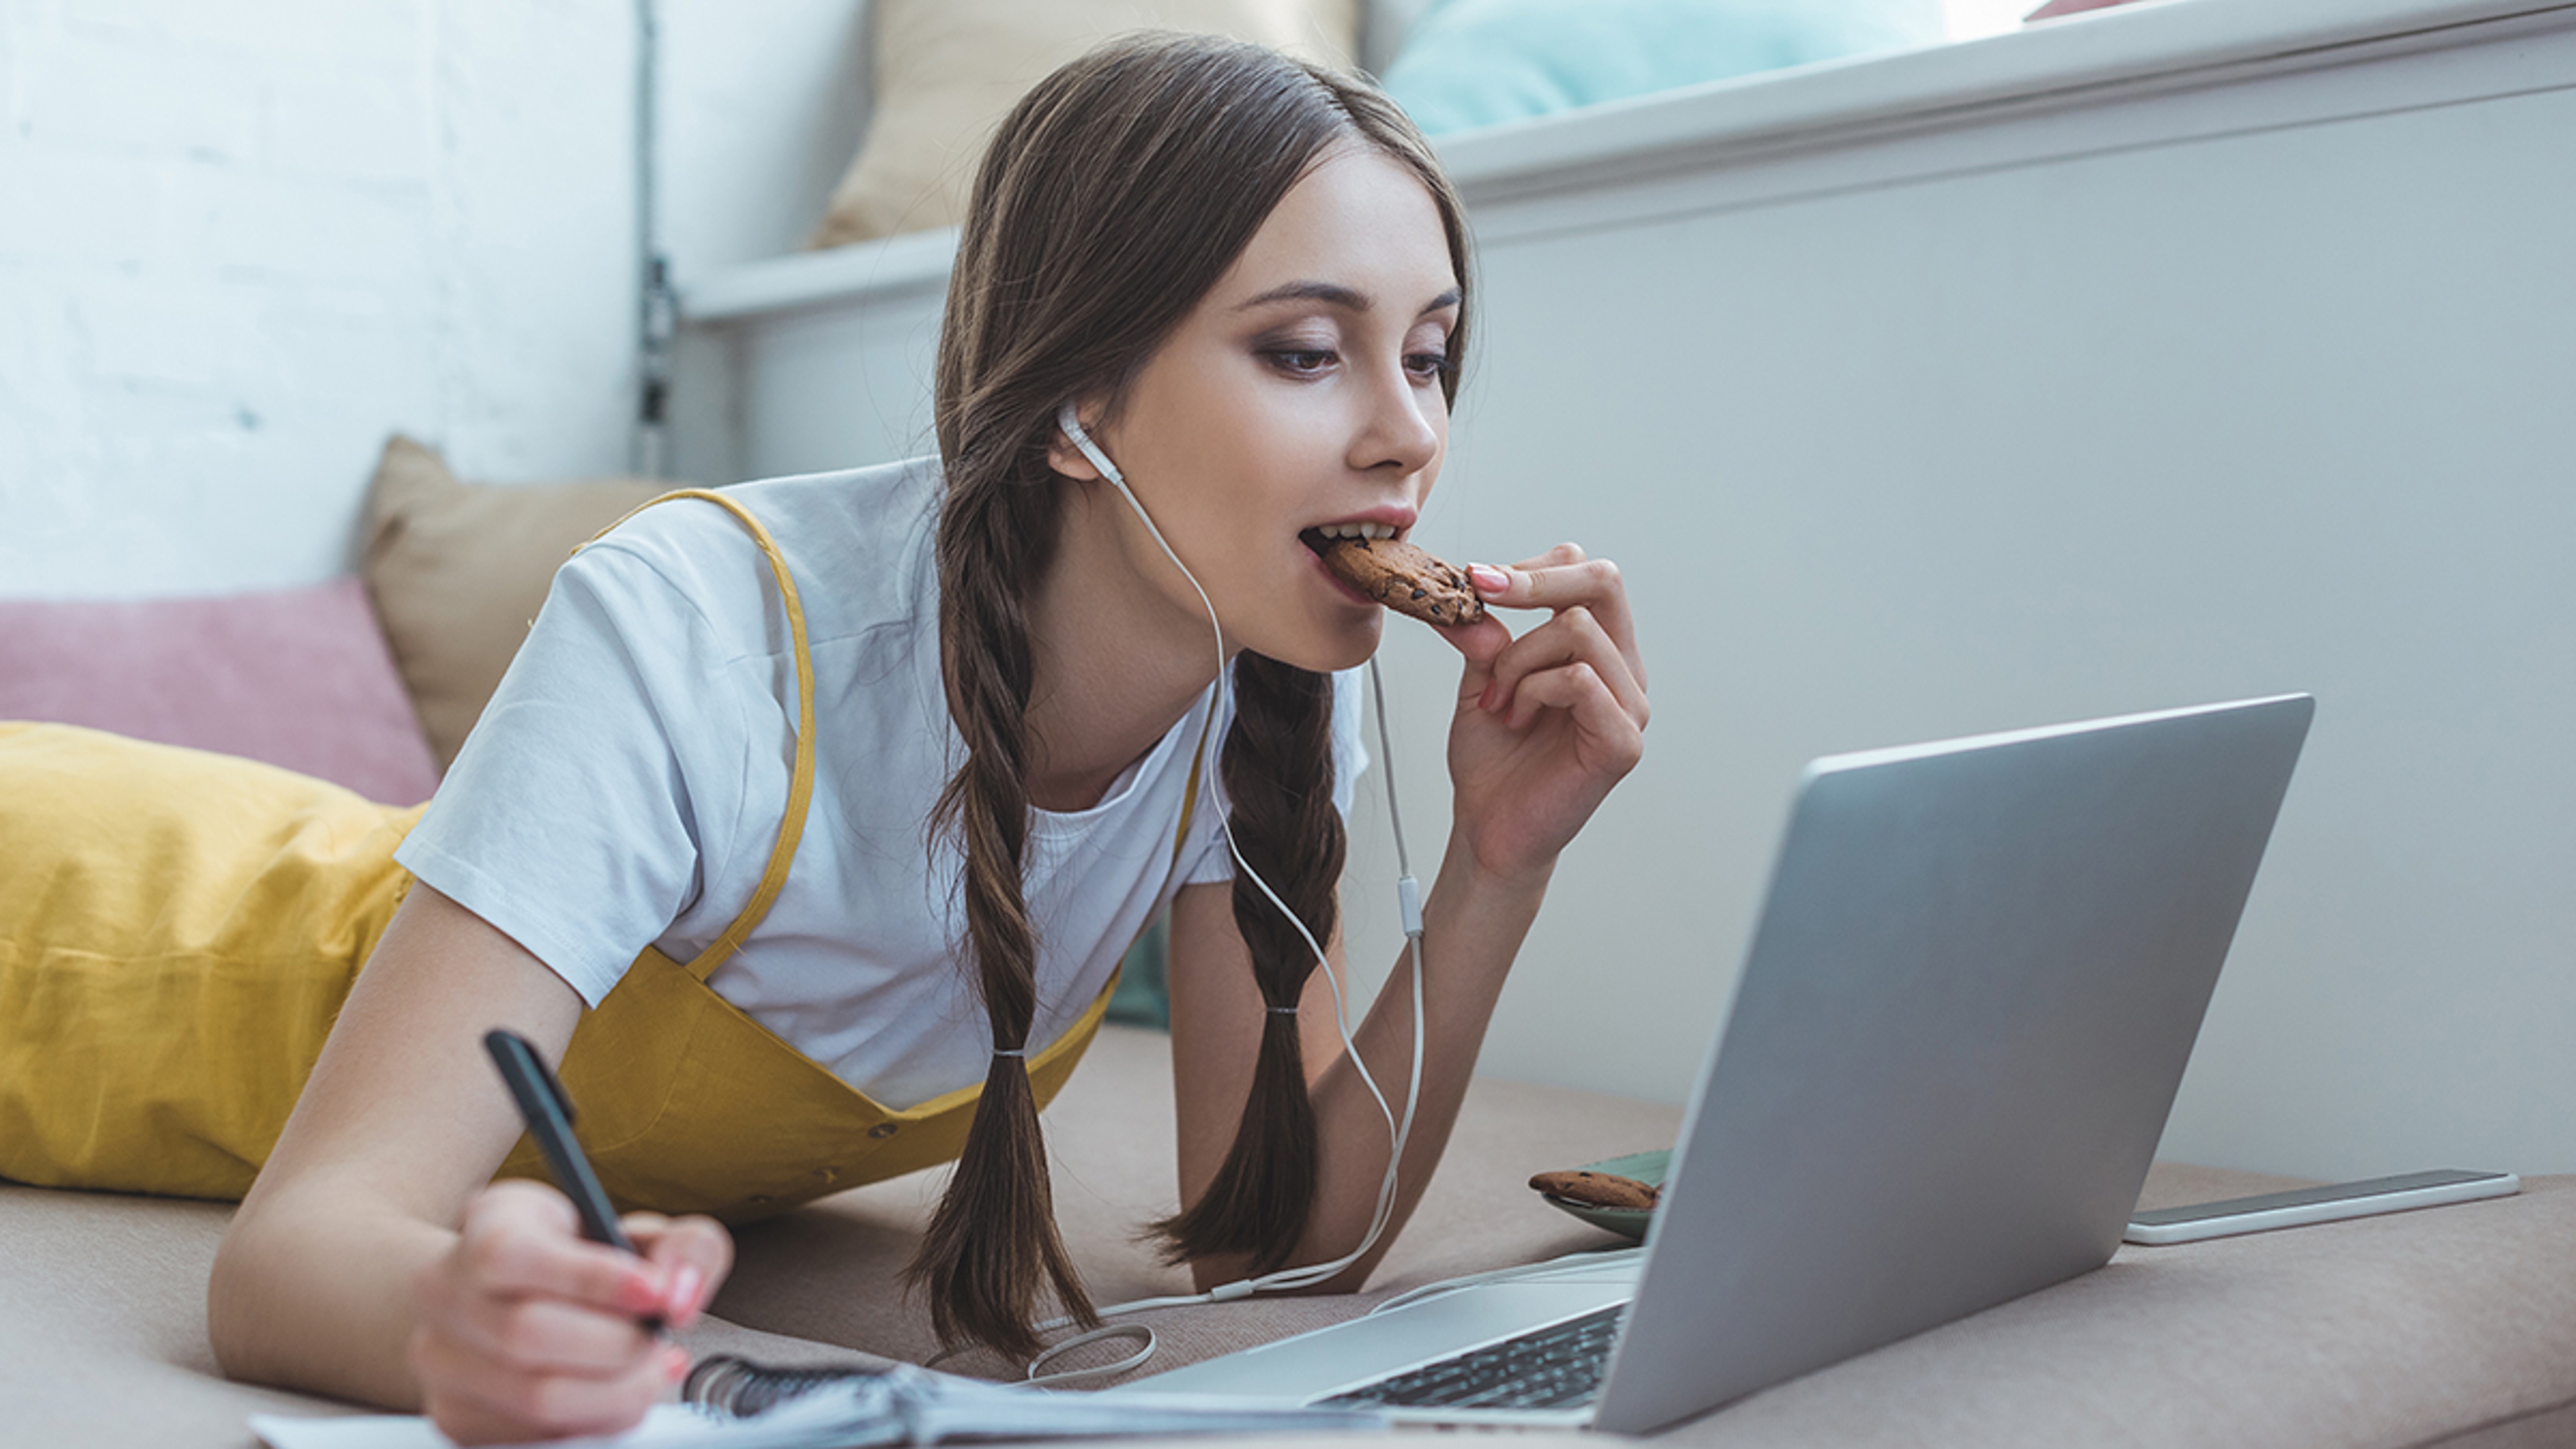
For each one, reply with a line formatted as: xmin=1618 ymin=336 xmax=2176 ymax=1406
xmin=7 ymin=1024 xmax=2573 ymax=1446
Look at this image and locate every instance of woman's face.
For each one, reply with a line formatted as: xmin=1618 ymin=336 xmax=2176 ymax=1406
xmin=1057 ymin=144 xmax=1462 ymax=675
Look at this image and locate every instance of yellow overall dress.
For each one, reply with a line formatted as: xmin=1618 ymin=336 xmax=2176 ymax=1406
xmin=0 ymin=491 xmax=1140 ymax=1220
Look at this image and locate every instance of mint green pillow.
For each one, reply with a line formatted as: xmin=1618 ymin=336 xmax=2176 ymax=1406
xmin=1107 ymin=912 xmax=1173 ymax=1030
xmin=1383 ymin=0 xmax=1945 ymax=136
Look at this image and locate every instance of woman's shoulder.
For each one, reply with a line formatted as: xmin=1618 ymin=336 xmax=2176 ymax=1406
xmin=568 ymin=455 xmax=945 ymax=656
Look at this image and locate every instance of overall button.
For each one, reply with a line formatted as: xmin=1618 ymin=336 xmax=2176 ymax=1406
xmin=867 ymin=1123 xmax=899 ymax=1139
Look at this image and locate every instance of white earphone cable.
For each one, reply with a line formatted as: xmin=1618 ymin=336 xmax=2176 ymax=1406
xmin=1024 ymin=406 xmax=1428 ymax=1375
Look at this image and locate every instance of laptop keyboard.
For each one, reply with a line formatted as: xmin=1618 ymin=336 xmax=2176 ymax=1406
xmin=1318 ymin=1304 xmax=1623 ymax=1411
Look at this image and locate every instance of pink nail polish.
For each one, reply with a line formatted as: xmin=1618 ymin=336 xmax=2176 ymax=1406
xmin=669 ymin=1264 xmax=703 ymax=1321
xmin=1469 ymin=565 xmax=1509 ymax=593
xmin=619 ymin=1273 xmax=663 ymax=1315
xmin=664 ymin=1345 xmax=691 ymax=1383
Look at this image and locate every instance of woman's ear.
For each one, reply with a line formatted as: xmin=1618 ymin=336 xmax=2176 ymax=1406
xmin=1046 ymin=403 xmax=1108 ymax=482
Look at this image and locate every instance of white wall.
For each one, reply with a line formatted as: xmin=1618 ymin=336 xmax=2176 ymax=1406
xmin=0 ymin=0 xmax=880 ymax=602
xmin=1331 ymin=4 xmax=2576 ymax=1180
xmin=1943 ymin=0 xmax=2043 ymax=40
xmin=0 ymin=0 xmax=651 ymax=600
xmin=657 ymin=0 xmax=871 ymax=282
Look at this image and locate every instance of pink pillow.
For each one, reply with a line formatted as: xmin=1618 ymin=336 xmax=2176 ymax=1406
xmin=0 ymin=576 xmax=441 ymax=806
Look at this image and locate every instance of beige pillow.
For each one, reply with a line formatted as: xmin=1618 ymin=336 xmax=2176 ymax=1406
xmin=361 ymin=436 xmax=671 ymax=771
xmin=810 ymin=0 xmax=1362 ymax=247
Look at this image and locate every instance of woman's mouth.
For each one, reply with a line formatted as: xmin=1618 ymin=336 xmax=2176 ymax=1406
xmin=1299 ymin=522 xmax=1401 ymax=561
xmin=1303 ymin=522 xmax=1401 ymax=548
xmin=1299 ymin=529 xmax=1381 ymax=606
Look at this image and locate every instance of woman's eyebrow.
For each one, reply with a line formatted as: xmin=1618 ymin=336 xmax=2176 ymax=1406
xmin=1237 ymin=280 xmax=1371 ymax=312
xmin=1235 ymin=282 xmax=1466 ymax=315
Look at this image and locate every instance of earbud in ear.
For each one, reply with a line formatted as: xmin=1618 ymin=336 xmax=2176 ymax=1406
xmin=1057 ymin=402 xmax=1124 ymax=487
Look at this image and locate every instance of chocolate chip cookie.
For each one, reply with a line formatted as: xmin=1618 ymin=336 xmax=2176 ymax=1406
xmin=1316 ymin=536 xmax=1486 ymax=627
xmin=1528 ymin=1169 xmax=1661 ymax=1212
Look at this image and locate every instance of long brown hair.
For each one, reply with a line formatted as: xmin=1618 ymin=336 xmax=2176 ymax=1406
xmin=914 ymin=32 xmax=1472 ymax=1360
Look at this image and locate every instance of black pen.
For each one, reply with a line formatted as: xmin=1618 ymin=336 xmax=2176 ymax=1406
xmin=482 ymin=1028 xmax=667 ymax=1334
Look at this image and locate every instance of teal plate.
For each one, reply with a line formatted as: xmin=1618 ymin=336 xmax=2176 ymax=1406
xmin=1536 ymin=1149 xmax=1670 ymax=1241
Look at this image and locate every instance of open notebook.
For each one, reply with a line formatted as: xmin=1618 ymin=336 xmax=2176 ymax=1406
xmin=250 ymin=1359 xmax=1381 ymax=1449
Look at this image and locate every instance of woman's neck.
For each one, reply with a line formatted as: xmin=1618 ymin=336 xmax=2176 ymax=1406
xmin=1019 ymin=481 xmax=1230 ymax=813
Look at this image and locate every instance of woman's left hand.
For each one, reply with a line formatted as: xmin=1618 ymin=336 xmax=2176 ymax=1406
xmin=1436 ymin=543 xmax=1649 ymax=884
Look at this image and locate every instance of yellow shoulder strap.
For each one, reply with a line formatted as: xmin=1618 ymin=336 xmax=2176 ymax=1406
xmin=585 ymin=490 xmax=1213 ymax=977
xmin=585 ymin=489 xmax=818 ymax=983
xmin=1171 ymin=711 xmax=1214 ymax=871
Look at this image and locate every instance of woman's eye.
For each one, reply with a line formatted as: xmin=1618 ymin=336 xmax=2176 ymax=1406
xmin=1266 ymin=348 xmax=1338 ymax=376
xmin=1405 ymin=352 xmax=1452 ymax=382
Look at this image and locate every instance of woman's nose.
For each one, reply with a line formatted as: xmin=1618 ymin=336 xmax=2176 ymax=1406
xmin=1350 ymin=360 xmax=1442 ymax=476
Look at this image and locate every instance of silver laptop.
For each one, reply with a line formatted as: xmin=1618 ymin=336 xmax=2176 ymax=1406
xmin=1104 ymin=694 xmax=2314 ymax=1434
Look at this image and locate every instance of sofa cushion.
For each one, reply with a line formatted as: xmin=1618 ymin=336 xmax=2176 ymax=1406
xmin=714 ymin=1024 xmax=1682 ymax=1375
xmin=1381 ymin=0 xmax=1943 ymax=137
xmin=360 ymin=436 xmax=668 ymax=771
xmin=8 ymin=1026 xmax=2575 ymax=1446
xmin=716 ymin=1029 xmax=2576 ymax=1445
xmin=0 ymin=577 xmax=441 ymax=806
xmin=808 ymin=0 xmax=1362 ymax=248
xmin=0 ymin=1187 xmax=890 ymax=1446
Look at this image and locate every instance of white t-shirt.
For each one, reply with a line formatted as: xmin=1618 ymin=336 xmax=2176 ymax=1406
xmin=396 ymin=456 xmax=1367 ymax=1110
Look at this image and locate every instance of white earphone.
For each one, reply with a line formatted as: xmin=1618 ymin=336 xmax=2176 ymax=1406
xmin=1011 ymin=404 xmax=1429 ymax=1378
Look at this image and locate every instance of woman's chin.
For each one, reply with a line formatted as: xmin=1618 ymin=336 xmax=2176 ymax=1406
xmin=1249 ymin=610 xmax=1384 ymax=676
xmin=1320 ymin=611 xmax=1389 ymax=673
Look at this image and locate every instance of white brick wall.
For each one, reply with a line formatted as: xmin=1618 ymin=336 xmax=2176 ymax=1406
xmin=0 ymin=0 xmax=647 ymax=599
xmin=659 ymin=0 xmax=871 ymax=278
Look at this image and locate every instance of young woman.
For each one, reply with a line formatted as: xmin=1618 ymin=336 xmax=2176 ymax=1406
xmin=0 ymin=34 xmax=1646 ymax=1443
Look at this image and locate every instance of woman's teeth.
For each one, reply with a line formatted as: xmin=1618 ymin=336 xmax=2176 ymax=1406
xmin=1312 ymin=522 xmax=1397 ymax=541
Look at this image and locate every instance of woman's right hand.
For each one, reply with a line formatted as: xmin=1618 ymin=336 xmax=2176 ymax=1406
xmin=409 ymin=1180 xmax=732 ymax=1444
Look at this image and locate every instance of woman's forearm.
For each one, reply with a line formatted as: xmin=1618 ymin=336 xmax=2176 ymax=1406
xmin=207 ymin=883 xmax=587 ymax=1412
xmin=210 ymin=1175 xmax=452 ymax=1409
xmin=1261 ymin=537 xmax=1650 ymax=1287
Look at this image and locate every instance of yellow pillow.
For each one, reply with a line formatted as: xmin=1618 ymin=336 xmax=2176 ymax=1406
xmin=810 ymin=0 xmax=1361 ymax=247
xmin=360 ymin=437 xmax=669 ymax=771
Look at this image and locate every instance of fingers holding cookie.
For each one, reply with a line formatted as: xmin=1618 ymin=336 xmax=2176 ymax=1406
xmin=1478 ymin=605 xmax=1648 ymax=733
xmin=1453 ymin=548 xmax=1647 ymax=756
xmin=1464 ymin=545 xmax=1646 ymax=696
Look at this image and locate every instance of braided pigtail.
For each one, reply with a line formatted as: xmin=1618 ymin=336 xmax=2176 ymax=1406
xmin=908 ymin=473 xmax=1096 ymax=1361
xmin=1152 ymin=654 xmax=1344 ymax=1272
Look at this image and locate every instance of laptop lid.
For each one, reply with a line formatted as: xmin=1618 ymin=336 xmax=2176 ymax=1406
xmin=1595 ymin=694 xmax=2312 ymax=1433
